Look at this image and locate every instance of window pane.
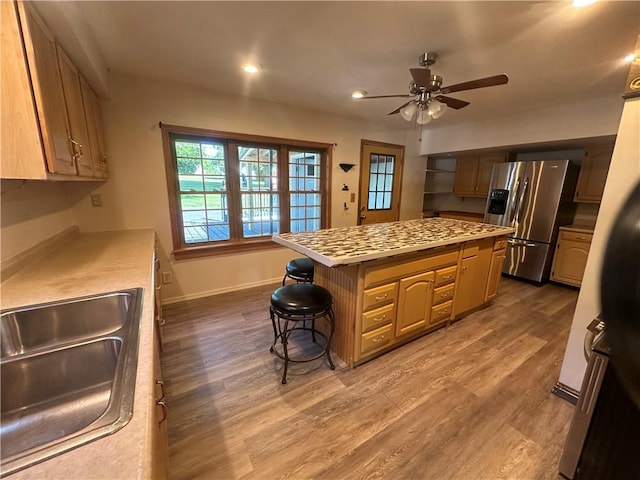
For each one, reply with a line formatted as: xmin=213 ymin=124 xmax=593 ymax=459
xmin=179 ymin=175 xmax=204 ymax=192
xmin=241 ymin=192 xmax=278 ymax=238
xmin=175 ymin=141 xmax=202 ymax=158
xmin=383 ymin=192 xmax=392 ymax=209
xmin=366 ymin=153 xmax=395 ymax=211
xmin=181 ymin=194 xmax=205 ymax=210
xmin=167 ymin=130 xmax=327 ymax=250
xmin=289 ymin=151 xmax=322 ymax=233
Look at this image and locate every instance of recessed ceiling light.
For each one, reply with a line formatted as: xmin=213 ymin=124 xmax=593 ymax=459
xmin=351 ymin=90 xmax=367 ymax=99
xmin=242 ymin=63 xmax=261 ymax=74
xmin=572 ymin=0 xmax=596 ymax=7
xmin=624 ymin=53 xmax=637 ymax=63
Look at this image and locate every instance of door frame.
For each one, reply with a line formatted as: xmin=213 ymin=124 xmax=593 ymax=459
xmin=358 ymin=139 xmax=405 ymax=225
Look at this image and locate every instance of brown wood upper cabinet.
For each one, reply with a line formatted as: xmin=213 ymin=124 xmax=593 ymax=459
xmin=574 ymin=145 xmax=613 ymax=203
xmin=1 ymin=1 xmax=107 ymax=180
xmin=453 ymin=154 xmax=506 ymax=197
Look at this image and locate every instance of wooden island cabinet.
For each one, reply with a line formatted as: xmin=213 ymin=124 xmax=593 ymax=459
xmin=273 ymin=218 xmax=513 ymax=366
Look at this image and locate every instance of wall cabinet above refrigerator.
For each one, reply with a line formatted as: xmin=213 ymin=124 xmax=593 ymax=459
xmin=574 ymin=144 xmax=614 ymax=203
xmin=453 ymin=154 xmax=506 ymax=197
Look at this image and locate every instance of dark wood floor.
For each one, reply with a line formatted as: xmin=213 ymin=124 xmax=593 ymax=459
xmin=161 ymin=277 xmax=578 ymax=480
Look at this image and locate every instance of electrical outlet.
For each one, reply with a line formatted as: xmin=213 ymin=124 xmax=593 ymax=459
xmin=90 ymin=194 xmax=102 ymax=207
xmin=162 ymin=271 xmax=173 ymax=284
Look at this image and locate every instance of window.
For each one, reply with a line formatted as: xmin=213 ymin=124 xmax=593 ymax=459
xmin=161 ymin=124 xmax=331 ymax=258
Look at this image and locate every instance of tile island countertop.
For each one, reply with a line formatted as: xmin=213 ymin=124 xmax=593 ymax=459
xmin=272 ymin=217 xmax=515 ymax=267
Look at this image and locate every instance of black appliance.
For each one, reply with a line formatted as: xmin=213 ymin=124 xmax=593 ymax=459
xmin=558 ymin=322 xmax=640 ymax=479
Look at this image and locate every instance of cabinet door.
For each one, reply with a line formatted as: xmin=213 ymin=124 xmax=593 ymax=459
xmin=153 ymin=327 xmax=169 ymax=480
xmin=453 ymin=157 xmax=478 ymax=196
xmin=574 ymin=146 xmax=613 ymax=203
xmin=475 ymin=154 xmax=506 ymax=197
xmin=551 ymin=239 xmax=591 ymax=287
xmin=80 ymin=76 xmax=108 ymax=178
xmin=19 ymin=2 xmax=76 ymax=175
xmin=485 ymin=249 xmax=506 ymax=302
xmin=454 ymin=256 xmax=477 ymax=316
xmin=57 ymin=45 xmax=93 ymax=177
xmin=396 ymin=271 xmax=434 ymax=337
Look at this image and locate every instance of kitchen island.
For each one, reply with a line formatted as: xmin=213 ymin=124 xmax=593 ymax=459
xmin=273 ymin=218 xmax=514 ymax=366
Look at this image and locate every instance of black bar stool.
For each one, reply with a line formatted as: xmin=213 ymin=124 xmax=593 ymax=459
xmin=282 ymin=257 xmax=314 ymax=285
xmin=269 ymin=283 xmax=335 ymax=384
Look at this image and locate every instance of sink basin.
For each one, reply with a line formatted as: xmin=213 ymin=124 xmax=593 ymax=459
xmin=1 ymin=290 xmax=136 ymax=357
xmin=0 ymin=288 xmax=143 ymax=476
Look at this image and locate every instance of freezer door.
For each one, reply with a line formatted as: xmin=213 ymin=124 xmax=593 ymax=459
xmin=514 ymin=160 xmax=569 ymax=243
xmin=502 ymin=238 xmax=553 ymax=283
xmin=483 ymin=162 xmax=527 ymax=226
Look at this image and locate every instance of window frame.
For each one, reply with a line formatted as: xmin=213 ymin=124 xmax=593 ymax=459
xmin=161 ymin=124 xmax=332 ymax=259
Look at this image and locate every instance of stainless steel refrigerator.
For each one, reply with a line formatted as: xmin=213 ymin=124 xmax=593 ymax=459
xmin=483 ymin=159 xmax=578 ymax=283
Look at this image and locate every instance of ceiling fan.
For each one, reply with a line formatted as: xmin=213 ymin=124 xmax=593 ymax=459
xmin=357 ymin=52 xmax=509 ymax=124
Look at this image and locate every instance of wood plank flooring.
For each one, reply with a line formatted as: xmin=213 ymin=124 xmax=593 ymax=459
xmin=161 ymin=278 xmax=578 ymax=479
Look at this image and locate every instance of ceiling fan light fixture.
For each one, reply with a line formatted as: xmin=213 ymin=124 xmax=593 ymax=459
xmin=432 ymin=101 xmax=447 ymax=119
xmin=400 ymin=102 xmax=418 ymax=121
xmin=351 ymin=90 xmax=367 ymax=99
xmin=416 ymin=108 xmax=432 ymax=125
xmin=242 ymin=63 xmax=261 ymax=74
xmin=427 ymin=99 xmax=443 ymax=116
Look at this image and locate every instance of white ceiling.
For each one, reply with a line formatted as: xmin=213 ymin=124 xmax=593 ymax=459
xmin=60 ymin=1 xmax=640 ymax=129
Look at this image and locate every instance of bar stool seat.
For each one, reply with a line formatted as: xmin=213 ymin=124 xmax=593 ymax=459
xmin=269 ymin=283 xmax=335 ymax=384
xmin=282 ymin=257 xmax=314 ymax=285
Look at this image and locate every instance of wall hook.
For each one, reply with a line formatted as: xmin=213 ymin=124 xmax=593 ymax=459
xmin=339 ymin=163 xmax=355 ymax=172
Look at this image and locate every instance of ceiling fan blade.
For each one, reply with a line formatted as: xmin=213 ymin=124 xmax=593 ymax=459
xmin=358 ymin=94 xmax=413 ymax=100
xmin=388 ymin=100 xmax=413 ymax=115
xmin=434 ymin=95 xmax=470 ymax=110
xmin=410 ymin=68 xmax=431 ymax=88
xmin=438 ymin=74 xmax=509 ymax=95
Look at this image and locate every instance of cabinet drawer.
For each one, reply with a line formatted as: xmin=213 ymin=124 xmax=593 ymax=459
xmin=360 ymin=324 xmax=393 ymax=355
xmin=364 ymin=248 xmax=459 ymax=288
xmin=560 ymin=230 xmax=593 ymax=243
xmin=435 ymin=266 xmax=457 ymax=287
xmin=494 ymin=236 xmax=508 ymax=251
xmin=363 ymin=283 xmax=397 ymax=311
xmin=430 ymin=300 xmax=453 ymax=325
xmin=361 ymin=303 xmax=395 ymax=333
xmin=433 ymin=283 xmax=455 ymax=305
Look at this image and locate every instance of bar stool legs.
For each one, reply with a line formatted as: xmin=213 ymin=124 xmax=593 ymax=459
xmin=269 ymin=284 xmax=336 ymax=384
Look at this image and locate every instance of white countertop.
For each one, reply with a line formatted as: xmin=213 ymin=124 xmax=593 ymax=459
xmin=272 ymin=217 xmax=515 ymax=267
xmin=1 ymin=230 xmax=156 ymax=479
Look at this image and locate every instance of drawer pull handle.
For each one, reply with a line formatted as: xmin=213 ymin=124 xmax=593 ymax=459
xmin=442 ymin=275 xmax=451 ymax=280
xmin=374 ymin=294 xmax=388 ymax=301
xmin=441 ymin=292 xmax=450 ymax=297
xmin=373 ymin=315 xmax=386 ymax=322
xmin=372 ymin=335 xmax=386 ymax=343
xmin=156 ymin=379 xmax=166 ymax=401
xmin=157 ymin=401 xmax=168 ymax=424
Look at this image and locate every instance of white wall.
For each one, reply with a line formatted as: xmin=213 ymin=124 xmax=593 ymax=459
xmin=558 ymin=96 xmax=640 ymax=392
xmin=419 ymin=94 xmax=624 ymax=155
xmin=68 ymin=72 xmax=416 ymax=303
xmin=0 ymin=180 xmax=76 ymax=260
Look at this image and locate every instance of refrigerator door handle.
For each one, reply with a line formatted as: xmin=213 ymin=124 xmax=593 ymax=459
xmin=515 ymin=177 xmax=530 ymax=223
xmin=509 ymin=178 xmax=522 ymax=223
xmin=506 ymin=239 xmax=537 ymax=247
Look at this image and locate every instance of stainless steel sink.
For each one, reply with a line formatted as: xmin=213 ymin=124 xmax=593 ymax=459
xmin=0 ymin=288 xmax=143 ymax=476
xmin=1 ymin=290 xmax=135 ymax=357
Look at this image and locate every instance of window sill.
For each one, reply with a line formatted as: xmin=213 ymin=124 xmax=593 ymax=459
xmin=172 ymin=238 xmax=283 ymax=260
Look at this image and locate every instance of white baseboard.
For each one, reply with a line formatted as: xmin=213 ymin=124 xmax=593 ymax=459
xmin=161 ymin=277 xmax=281 ymax=305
